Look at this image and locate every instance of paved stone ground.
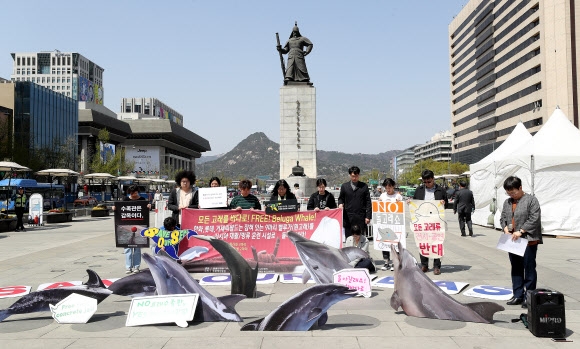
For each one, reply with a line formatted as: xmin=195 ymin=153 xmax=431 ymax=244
xmin=0 ymin=210 xmax=578 ymax=348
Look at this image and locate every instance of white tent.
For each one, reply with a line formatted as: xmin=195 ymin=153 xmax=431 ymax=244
xmin=493 ymin=108 xmax=580 ymax=236
xmin=470 ymin=122 xmax=532 ymax=226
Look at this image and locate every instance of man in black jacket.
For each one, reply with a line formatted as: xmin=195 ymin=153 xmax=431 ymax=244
xmin=413 ymin=169 xmax=448 ymax=275
xmin=453 ymin=180 xmax=475 ymax=237
xmin=338 ymin=166 xmax=372 ymax=241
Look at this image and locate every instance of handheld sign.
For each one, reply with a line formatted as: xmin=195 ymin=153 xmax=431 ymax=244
xmin=333 ymin=268 xmax=372 ymax=298
xmin=198 ymin=187 xmax=228 ymax=208
xmin=263 ymin=200 xmax=299 ymax=214
xmin=125 ymin=294 xmax=199 ymax=328
xmin=49 ymin=293 xmax=97 ymax=324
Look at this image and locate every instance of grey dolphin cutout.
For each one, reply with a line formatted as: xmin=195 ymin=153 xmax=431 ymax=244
xmin=390 ymin=242 xmax=504 ymax=323
xmin=108 ymin=269 xmax=156 ymax=297
xmin=192 ymin=235 xmax=258 ymax=298
xmin=142 ymin=253 xmax=245 ymax=322
xmin=0 ymin=269 xmax=112 ymax=322
xmin=287 ymin=231 xmax=369 ymax=284
xmin=240 ymin=283 xmax=356 ymax=331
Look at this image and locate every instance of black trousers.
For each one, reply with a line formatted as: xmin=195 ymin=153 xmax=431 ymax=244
xmin=458 ymin=210 xmax=473 ymax=235
xmin=15 ymin=207 xmax=25 ymax=229
xmin=420 ymin=255 xmax=441 ymax=269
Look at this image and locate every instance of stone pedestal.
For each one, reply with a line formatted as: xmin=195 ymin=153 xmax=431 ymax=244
xmin=280 ymin=85 xmax=317 ymax=179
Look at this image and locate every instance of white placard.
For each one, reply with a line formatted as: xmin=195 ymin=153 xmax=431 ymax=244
xmin=198 ymin=187 xmax=228 ymax=208
xmin=333 ymin=268 xmax=372 ymax=298
xmin=0 ymin=285 xmax=31 ymax=299
xmin=496 ymin=234 xmax=528 ymax=256
xmin=199 ymin=273 xmax=278 ymax=285
xmin=49 ymin=293 xmax=97 ymax=324
xmin=463 ymin=285 xmax=514 ymax=300
xmin=125 ymin=294 xmax=199 ymax=328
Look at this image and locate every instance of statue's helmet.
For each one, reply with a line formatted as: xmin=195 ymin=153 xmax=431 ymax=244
xmin=290 ymin=21 xmax=301 ymax=38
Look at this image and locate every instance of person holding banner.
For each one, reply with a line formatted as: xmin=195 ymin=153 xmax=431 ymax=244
xmin=413 ymin=169 xmax=447 ymax=275
xmin=307 ymin=178 xmax=337 ymax=211
xmin=229 ymin=179 xmax=262 ymax=210
xmin=500 ymin=176 xmax=542 ymax=307
xmin=379 ymin=178 xmax=403 ymax=271
xmin=270 ymin=179 xmax=297 ymax=201
xmin=122 ymin=185 xmax=151 ymax=274
xmin=209 ymin=177 xmax=221 ymax=187
xmin=338 ymin=166 xmax=372 ymax=240
xmin=167 ymin=170 xmax=199 ymax=223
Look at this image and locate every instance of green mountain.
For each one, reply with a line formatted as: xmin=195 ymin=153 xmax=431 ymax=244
xmin=196 ymin=132 xmax=400 ymax=186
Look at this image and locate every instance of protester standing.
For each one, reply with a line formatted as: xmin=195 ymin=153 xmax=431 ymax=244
xmin=306 ymin=178 xmax=337 ymax=211
xmin=338 ymin=166 xmax=372 ymax=240
xmin=500 ymin=176 xmax=542 ymax=307
xmin=230 ymin=179 xmax=262 ymax=210
xmin=167 ymin=170 xmax=198 ymax=224
xmin=379 ymin=178 xmax=403 ymax=271
xmin=14 ymin=187 xmax=27 ymax=231
xmin=122 ymin=185 xmax=151 ymax=274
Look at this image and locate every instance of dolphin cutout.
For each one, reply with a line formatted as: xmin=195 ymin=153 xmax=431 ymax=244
xmin=241 ymin=283 xmax=356 ymax=331
xmin=287 ymin=231 xmax=369 ymax=284
xmin=390 ymin=242 xmax=504 ymax=323
xmin=108 ymin=269 xmax=156 ymax=297
xmin=0 ymin=269 xmax=112 ymax=322
xmin=192 ymin=235 xmax=258 ymax=298
xmin=142 ymin=253 xmax=245 ymax=322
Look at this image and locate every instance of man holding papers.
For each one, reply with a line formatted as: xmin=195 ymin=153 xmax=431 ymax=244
xmin=499 ymin=176 xmax=542 ymax=308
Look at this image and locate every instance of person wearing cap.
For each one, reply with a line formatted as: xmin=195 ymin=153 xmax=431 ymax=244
xmin=14 ymin=187 xmax=27 ymax=231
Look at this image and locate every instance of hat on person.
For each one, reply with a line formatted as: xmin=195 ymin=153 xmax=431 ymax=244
xmin=18 ymin=186 xmax=24 ymax=190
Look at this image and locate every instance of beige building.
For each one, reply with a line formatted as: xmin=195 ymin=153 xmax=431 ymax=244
xmin=449 ymin=0 xmax=580 ymax=164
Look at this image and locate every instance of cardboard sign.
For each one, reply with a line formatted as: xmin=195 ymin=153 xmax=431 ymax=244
xmin=463 ymin=285 xmax=514 ymax=300
xmin=0 ymin=285 xmax=31 ymax=299
xmin=142 ymin=228 xmax=197 ymax=259
xmin=49 ymin=293 xmax=97 ymax=324
xmin=198 ymin=187 xmax=228 ymax=208
xmin=333 ymin=268 xmax=372 ymax=298
xmin=114 ymin=201 xmax=150 ymax=248
xmin=263 ymin=200 xmax=300 ymax=214
xmin=125 ymin=294 xmax=199 ymax=328
xmin=408 ymin=200 xmax=447 ymax=258
xmin=372 ymin=200 xmax=407 ymax=250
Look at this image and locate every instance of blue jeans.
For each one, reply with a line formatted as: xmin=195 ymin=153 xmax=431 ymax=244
xmin=124 ymin=247 xmax=141 ymax=270
xmin=508 ymin=244 xmax=538 ymax=299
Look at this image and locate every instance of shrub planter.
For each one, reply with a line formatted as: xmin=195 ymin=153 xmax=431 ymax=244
xmin=91 ymin=209 xmax=109 ymax=217
xmin=0 ymin=218 xmax=17 ymax=232
xmin=46 ymin=212 xmax=74 ymax=224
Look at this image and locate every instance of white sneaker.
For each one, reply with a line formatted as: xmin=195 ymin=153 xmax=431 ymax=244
xmin=380 ymin=265 xmax=388 ymax=271
xmin=390 ymin=266 xmax=394 ymax=271
xmin=133 ymin=268 xmax=140 ymax=273
xmin=125 ymin=269 xmax=132 ymax=274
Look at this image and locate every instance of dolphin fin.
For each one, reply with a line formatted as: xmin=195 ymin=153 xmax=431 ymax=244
xmin=240 ymin=318 xmax=263 ymax=331
xmin=0 ymin=309 xmax=10 ymax=322
xmin=217 ymin=294 xmax=247 ymax=309
xmin=307 ymin=307 xmax=323 ymax=322
xmin=317 ymin=312 xmax=328 ymax=326
xmin=301 ymin=270 xmax=311 ymax=284
xmin=85 ymin=269 xmax=106 ymax=288
xmin=464 ymin=302 xmax=505 ymax=323
xmin=390 ymin=290 xmax=402 ymax=310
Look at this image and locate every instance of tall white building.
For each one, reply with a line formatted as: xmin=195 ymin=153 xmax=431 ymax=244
xmin=120 ymin=98 xmax=184 ymax=125
xmin=414 ymin=131 xmax=453 ymax=162
xmin=10 ymin=50 xmax=104 ymax=104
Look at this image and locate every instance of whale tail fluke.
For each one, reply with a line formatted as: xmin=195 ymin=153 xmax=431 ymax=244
xmin=465 ymin=302 xmax=505 ymax=323
xmin=240 ymin=318 xmax=263 ymax=331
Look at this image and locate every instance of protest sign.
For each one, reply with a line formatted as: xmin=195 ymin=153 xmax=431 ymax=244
xmin=198 ymin=187 xmax=228 ymax=209
xmin=408 ymin=200 xmax=446 ymax=258
xmin=372 ymin=200 xmax=406 ymax=251
xmin=125 ymin=294 xmax=199 ymax=328
xmin=333 ymin=268 xmax=372 ymax=298
xmin=49 ymin=293 xmax=97 ymax=324
xmin=181 ymin=208 xmax=342 ymax=273
xmin=114 ymin=201 xmax=150 ymax=248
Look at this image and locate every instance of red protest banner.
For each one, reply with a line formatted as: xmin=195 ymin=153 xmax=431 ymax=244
xmin=180 ymin=208 xmax=343 ymax=273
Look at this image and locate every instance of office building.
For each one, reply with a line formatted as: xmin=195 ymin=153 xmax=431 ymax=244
xmin=10 ymin=51 xmax=104 ymax=104
xmin=449 ymin=0 xmax=580 ymax=164
xmin=394 ymin=145 xmax=417 ymax=180
xmin=414 ymin=131 xmax=452 ymax=162
xmin=120 ymin=98 xmax=183 ymax=125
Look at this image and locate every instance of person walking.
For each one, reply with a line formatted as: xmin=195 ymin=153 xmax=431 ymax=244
xmin=500 ymin=176 xmax=542 ymax=308
xmin=14 ymin=187 xmax=27 ymax=231
xmin=338 ymin=166 xmax=372 ymax=241
xmin=412 ymin=169 xmax=448 ymax=275
xmin=453 ymin=180 xmax=475 ymax=237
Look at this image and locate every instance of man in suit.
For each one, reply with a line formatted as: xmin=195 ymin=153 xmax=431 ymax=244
xmin=453 ymin=180 xmax=475 ymax=237
xmin=413 ymin=169 xmax=448 ymax=275
xmin=338 ymin=166 xmax=372 ymax=241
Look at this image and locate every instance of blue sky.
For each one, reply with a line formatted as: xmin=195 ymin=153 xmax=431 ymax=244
xmin=1 ymin=0 xmax=469 ymax=157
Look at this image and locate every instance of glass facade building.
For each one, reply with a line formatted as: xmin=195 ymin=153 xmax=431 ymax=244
xmin=13 ymin=81 xmax=78 ymax=164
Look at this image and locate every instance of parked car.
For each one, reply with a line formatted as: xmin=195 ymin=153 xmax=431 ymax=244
xmin=446 ymin=188 xmax=457 ymax=209
xmin=73 ymin=196 xmax=98 ymax=207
